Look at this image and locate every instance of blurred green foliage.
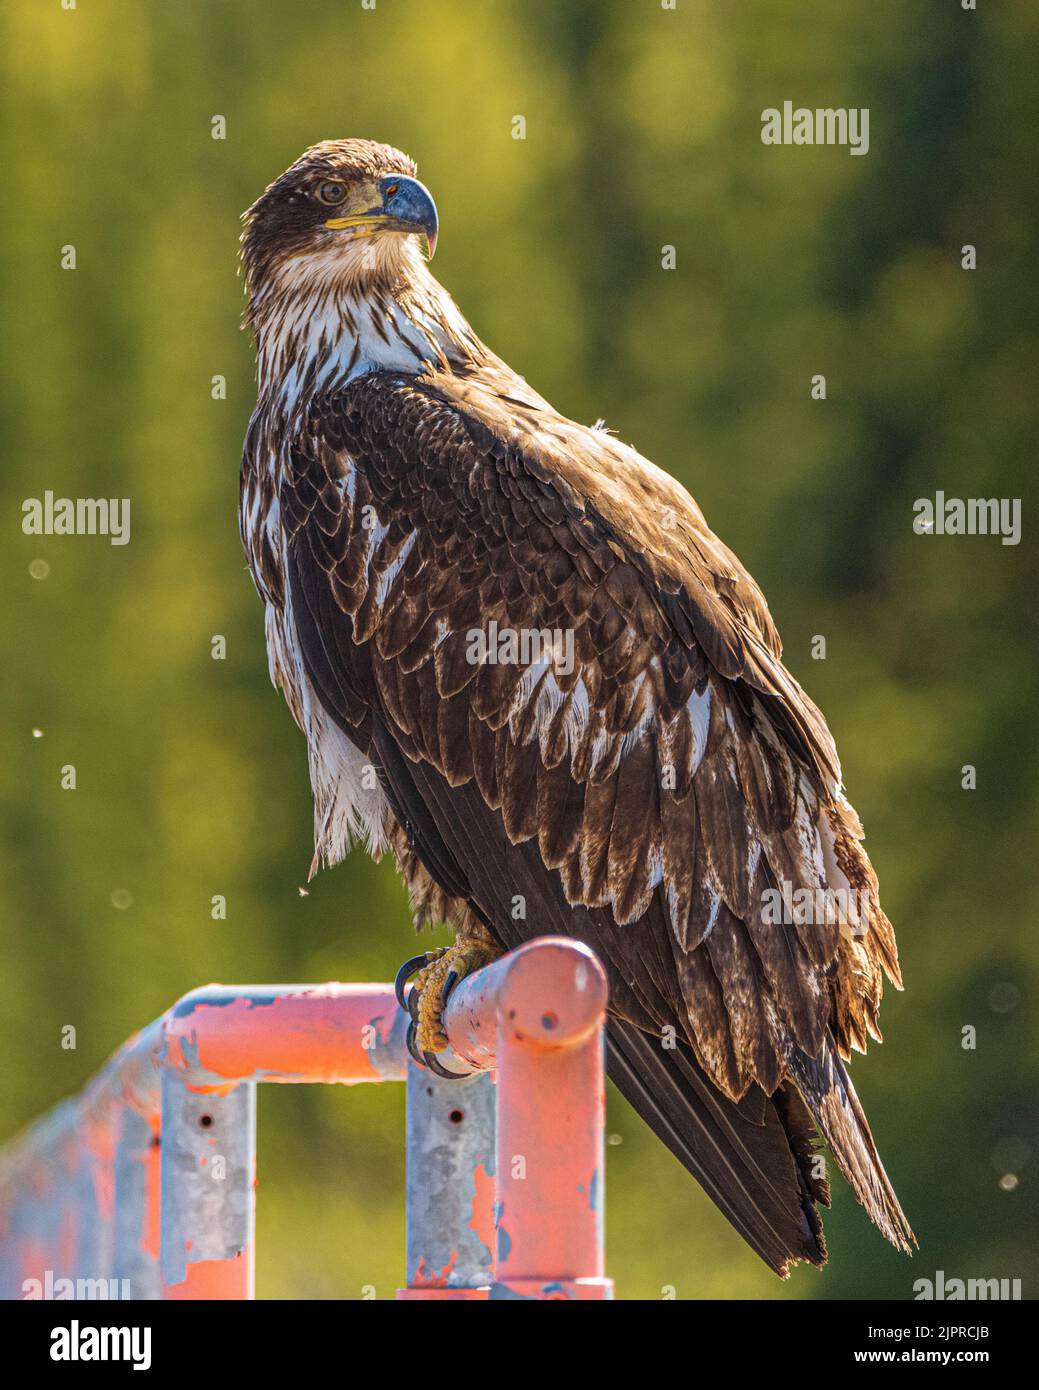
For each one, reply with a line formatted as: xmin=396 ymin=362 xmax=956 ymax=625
xmin=1 ymin=0 xmax=1036 ymax=1300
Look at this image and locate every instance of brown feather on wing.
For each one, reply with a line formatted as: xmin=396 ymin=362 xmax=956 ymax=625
xmin=276 ymin=364 xmax=912 ymax=1262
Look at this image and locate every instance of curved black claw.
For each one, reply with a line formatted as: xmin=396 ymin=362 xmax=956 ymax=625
xmin=395 ymin=953 xmax=431 ymax=1011
xmin=423 ymin=1050 xmax=469 ymax=1081
xmin=406 ymin=1020 xmax=469 ymax=1078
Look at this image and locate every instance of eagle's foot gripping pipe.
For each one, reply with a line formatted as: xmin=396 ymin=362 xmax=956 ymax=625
xmin=396 ymin=933 xmax=503 ymax=1077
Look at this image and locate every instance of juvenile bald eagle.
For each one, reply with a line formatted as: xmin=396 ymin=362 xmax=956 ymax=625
xmin=240 ymin=139 xmax=913 ymax=1275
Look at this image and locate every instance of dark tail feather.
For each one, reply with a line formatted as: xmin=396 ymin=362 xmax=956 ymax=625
xmin=607 ymin=1018 xmax=828 ymax=1276
xmin=788 ymin=1039 xmax=916 ymax=1253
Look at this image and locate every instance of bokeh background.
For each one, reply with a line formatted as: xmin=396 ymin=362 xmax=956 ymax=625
xmin=2 ymin=0 xmax=1036 ymax=1299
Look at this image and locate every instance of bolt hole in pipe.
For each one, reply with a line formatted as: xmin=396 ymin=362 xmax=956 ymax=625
xmin=198 ymin=1114 xmax=214 ymax=1129
xmin=448 ymin=1108 xmax=465 ymax=1125
xmin=541 ymin=1011 xmax=558 ymax=1030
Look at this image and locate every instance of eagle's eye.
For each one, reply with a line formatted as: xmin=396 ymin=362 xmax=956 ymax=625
xmin=316 ymin=180 xmax=347 ymax=206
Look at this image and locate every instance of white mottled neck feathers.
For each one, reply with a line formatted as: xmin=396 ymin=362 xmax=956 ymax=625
xmin=249 ymin=235 xmax=481 ymax=418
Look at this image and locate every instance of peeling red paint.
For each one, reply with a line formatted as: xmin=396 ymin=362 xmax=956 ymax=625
xmin=161 ymin=1249 xmax=253 ymax=1300
xmin=468 ymin=1163 xmax=495 ymax=1257
xmin=411 ymin=1250 xmax=459 ymax=1287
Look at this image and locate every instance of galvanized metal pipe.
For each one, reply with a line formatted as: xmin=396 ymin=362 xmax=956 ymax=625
xmin=399 ymin=1063 xmax=496 ymax=1299
xmin=159 ymin=1074 xmax=256 ymax=1299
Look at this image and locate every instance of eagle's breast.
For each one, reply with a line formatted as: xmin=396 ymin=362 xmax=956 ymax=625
xmin=241 ymin=377 xmax=398 ymax=871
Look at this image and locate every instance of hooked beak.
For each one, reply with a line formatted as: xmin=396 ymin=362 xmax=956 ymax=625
xmin=324 ymin=174 xmax=439 ymax=259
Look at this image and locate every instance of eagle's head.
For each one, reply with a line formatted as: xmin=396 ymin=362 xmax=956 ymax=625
xmin=241 ymin=139 xmax=439 ymax=304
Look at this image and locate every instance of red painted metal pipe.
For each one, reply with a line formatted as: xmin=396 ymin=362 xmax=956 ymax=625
xmin=162 ymin=984 xmax=406 ymax=1090
xmin=440 ymin=937 xmax=614 ymax=1300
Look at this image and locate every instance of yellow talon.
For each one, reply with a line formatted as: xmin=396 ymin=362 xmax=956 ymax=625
xmin=411 ymin=933 xmax=501 ymax=1054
